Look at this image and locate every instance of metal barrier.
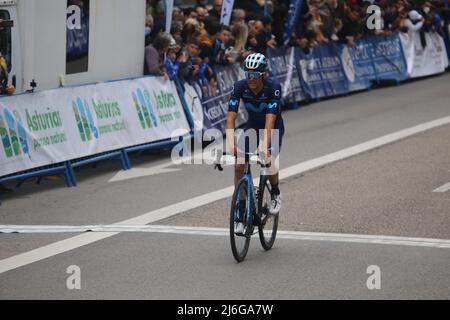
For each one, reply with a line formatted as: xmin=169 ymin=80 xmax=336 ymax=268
xmin=0 ymin=74 xmax=196 ymax=197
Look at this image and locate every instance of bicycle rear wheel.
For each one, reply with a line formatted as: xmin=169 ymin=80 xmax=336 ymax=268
xmin=230 ymin=180 xmax=251 ymax=263
xmin=258 ymin=177 xmax=279 ymax=251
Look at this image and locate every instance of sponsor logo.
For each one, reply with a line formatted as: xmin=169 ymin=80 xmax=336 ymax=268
xmin=132 ymin=88 xmax=158 ymax=129
xmin=341 ymin=46 xmax=356 ymax=83
xmin=73 ymin=97 xmax=126 ymax=141
xmin=0 ymin=104 xmax=29 ymax=158
xmin=72 ymin=97 xmax=99 ymax=142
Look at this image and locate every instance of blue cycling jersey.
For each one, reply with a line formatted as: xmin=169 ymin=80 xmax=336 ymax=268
xmin=228 ymin=78 xmax=284 ymax=130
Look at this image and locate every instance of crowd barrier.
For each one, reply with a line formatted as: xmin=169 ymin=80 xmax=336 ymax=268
xmin=0 ymin=76 xmax=192 ymax=189
xmin=1 ymin=32 xmax=449 ymax=193
xmin=184 ymin=32 xmax=448 ymax=134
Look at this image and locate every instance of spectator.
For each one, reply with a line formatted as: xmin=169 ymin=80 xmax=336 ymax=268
xmin=271 ymin=0 xmax=288 ymax=45
xmin=199 ymin=43 xmax=217 ymax=96
xmin=248 ymin=20 xmax=264 ymax=37
xmin=0 ymin=41 xmax=16 ymax=194
xmin=209 ymin=0 xmax=223 ymax=20
xmin=337 ymin=2 xmax=363 ymax=47
xmin=148 ymin=0 xmax=165 ymax=41
xmin=231 ymin=9 xmax=246 ymax=25
xmin=171 ymin=21 xmax=184 ymax=38
xmin=184 ymin=7 xmax=198 ymax=20
xmin=212 ymin=25 xmax=234 ymax=65
xmin=143 ymin=0 xmax=449 ymax=84
xmin=231 ymin=23 xmax=251 ymax=61
xmin=164 ymin=35 xmax=185 ymax=81
xmin=260 ymin=16 xmax=277 ymax=49
xmin=203 ymin=16 xmax=222 ymax=38
xmin=405 ymin=10 xmax=425 ymax=33
xmin=172 ymin=6 xmax=185 ymax=24
xmin=0 ymin=52 xmax=14 ymax=95
xmin=195 ymin=6 xmax=209 ymax=23
xmin=406 ymin=10 xmax=428 ymax=48
xmin=182 ymin=18 xmax=201 ymax=43
xmin=320 ymin=0 xmax=339 ymax=40
xmin=144 ymin=32 xmax=174 ymax=80
xmin=145 ymin=14 xmax=154 ymax=39
xmin=195 ymin=43 xmax=217 ymax=97
xmin=247 ymin=20 xmax=264 ymax=52
xmin=234 ymin=0 xmax=264 ymax=17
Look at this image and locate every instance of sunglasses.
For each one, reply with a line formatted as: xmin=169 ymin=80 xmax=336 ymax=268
xmin=245 ymin=71 xmax=264 ymax=80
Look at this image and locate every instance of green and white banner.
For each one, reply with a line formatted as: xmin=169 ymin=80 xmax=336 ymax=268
xmin=0 ymin=77 xmax=190 ymax=177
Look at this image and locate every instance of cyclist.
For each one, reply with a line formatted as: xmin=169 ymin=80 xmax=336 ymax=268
xmin=226 ymin=53 xmax=284 ymax=233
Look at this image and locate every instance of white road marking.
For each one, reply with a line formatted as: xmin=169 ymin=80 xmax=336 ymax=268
xmin=280 ymin=116 xmax=450 ymax=179
xmin=109 ymin=152 xmax=234 ymax=183
xmin=1 ymin=225 xmax=450 ymax=249
xmin=433 ymin=182 xmax=450 ymax=193
xmin=1 ymin=116 xmax=450 ymax=274
xmin=109 ymin=161 xmax=182 ymax=182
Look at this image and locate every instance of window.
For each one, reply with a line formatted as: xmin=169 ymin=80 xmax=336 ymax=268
xmin=66 ymin=0 xmax=90 ymax=74
xmin=0 ymin=10 xmax=12 ymax=73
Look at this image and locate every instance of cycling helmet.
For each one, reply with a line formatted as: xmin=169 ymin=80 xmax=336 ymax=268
xmin=244 ymin=53 xmax=268 ymax=72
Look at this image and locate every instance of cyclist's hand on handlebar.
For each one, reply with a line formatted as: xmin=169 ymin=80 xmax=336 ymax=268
xmin=228 ymin=144 xmax=238 ymax=157
xmin=259 ymin=147 xmax=271 ymax=160
xmin=233 ymin=145 xmax=239 ymax=157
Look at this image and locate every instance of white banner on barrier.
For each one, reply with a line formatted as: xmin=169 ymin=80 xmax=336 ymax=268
xmin=0 ymin=77 xmax=190 ymax=177
xmin=400 ymin=31 xmax=449 ymax=78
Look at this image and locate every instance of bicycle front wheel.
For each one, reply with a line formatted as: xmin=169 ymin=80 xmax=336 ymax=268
xmin=230 ymin=180 xmax=251 ymax=263
xmin=258 ymin=177 xmax=279 ymax=251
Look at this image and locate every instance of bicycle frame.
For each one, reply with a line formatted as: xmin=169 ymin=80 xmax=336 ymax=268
xmin=235 ymin=154 xmax=267 ymax=227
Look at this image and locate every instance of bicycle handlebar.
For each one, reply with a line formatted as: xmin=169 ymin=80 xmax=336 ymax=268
xmin=214 ymin=152 xmax=272 ymax=172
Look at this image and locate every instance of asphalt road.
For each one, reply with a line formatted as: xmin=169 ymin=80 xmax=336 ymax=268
xmin=1 ymin=73 xmax=450 ymax=299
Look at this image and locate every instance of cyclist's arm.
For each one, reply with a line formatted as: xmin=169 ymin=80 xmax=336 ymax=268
xmin=263 ymin=114 xmax=277 ymax=154
xmin=262 ymin=83 xmax=282 ymax=155
xmin=226 ymin=111 xmax=237 ymax=155
xmin=227 ymin=84 xmax=242 ymax=155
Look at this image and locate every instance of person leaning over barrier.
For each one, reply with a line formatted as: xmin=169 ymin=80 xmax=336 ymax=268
xmin=0 ymin=48 xmax=15 ymax=194
xmin=0 ymin=19 xmax=15 ymax=95
xmin=0 ymin=52 xmax=15 ymax=95
xmin=144 ymin=32 xmax=175 ymax=80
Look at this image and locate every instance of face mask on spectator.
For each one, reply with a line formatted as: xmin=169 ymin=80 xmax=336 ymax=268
xmin=145 ymin=27 xmax=152 ymax=36
xmin=423 ymin=7 xmax=430 ymax=14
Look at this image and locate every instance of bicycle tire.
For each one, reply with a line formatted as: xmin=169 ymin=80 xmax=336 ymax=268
xmin=230 ymin=179 xmax=252 ymax=263
xmin=258 ymin=177 xmax=279 ymax=251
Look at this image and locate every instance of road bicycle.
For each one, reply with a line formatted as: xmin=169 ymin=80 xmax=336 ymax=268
xmin=215 ymin=152 xmax=279 ymax=263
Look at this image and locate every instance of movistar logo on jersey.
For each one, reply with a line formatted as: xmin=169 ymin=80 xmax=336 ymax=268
xmin=268 ymin=102 xmax=278 ymax=110
xmin=132 ymin=88 xmax=158 ymax=130
xmin=0 ymin=104 xmax=30 ymax=159
xmin=72 ymin=97 xmax=99 ymax=142
xmin=229 ymin=99 xmax=239 ymax=107
xmin=245 ymin=102 xmax=278 ymax=113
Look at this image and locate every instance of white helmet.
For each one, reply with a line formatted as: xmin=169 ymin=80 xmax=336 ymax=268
xmin=244 ymin=53 xmax=268 ymax=72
